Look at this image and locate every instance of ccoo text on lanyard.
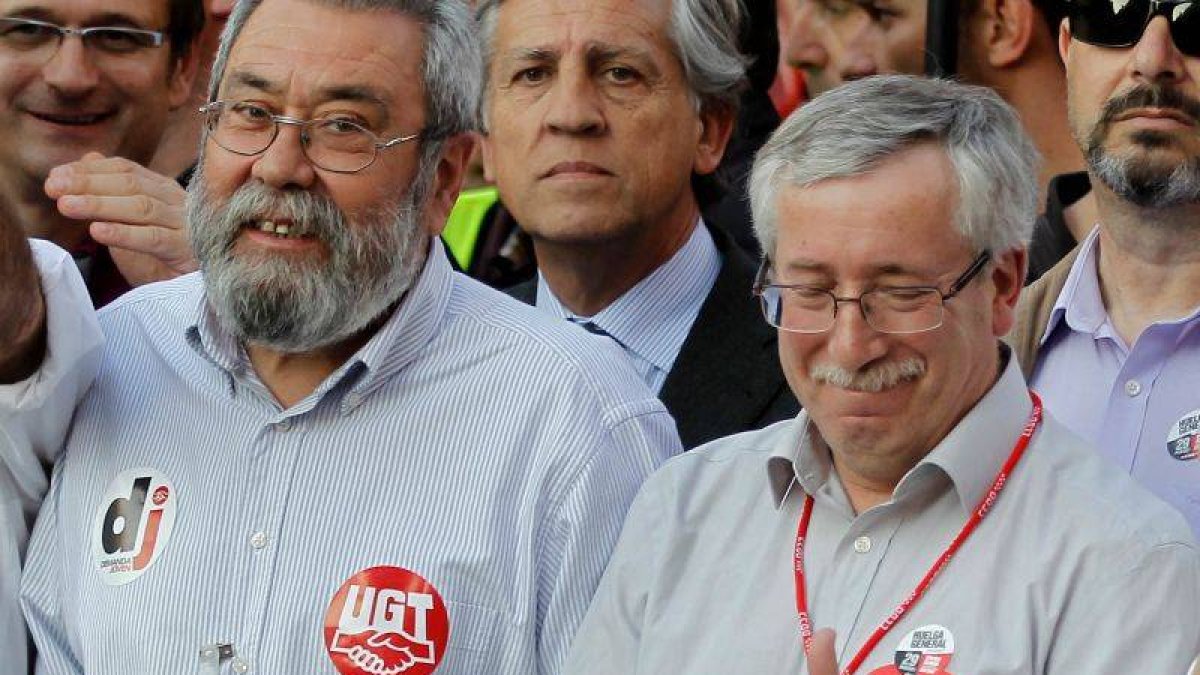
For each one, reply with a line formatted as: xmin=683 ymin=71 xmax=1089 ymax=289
xmin=793 ymin=391 xmax=1043 ymax=675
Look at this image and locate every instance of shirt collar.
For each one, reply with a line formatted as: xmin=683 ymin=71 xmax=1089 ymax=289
xmin=186 ymin=239 xmax=453 ymax=411
xmin=766 ymin=347 xmax=1033 ymax=517
xmin=1041 ymin=225 xmax=1110 ymax=345
xmin=535 ymin=219 xmax=722 ymax=373
xmin=1041 ymin=225 xmax=1200 ymax=346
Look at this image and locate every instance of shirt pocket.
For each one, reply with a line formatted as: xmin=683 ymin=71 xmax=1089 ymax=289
xmin=438 ymin=600 xmax=500 ymax=672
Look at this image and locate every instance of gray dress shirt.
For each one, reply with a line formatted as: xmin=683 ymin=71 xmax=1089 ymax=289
xmin=567 ymin=353 xmax=1200 ymax=674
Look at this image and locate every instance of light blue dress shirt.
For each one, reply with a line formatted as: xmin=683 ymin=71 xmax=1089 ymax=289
xmin=20 ymin=244 xmax=680 ymax=675
xmin=535 ymin=220 xmax=722 ymax=393
xmin=1031 ymin=226 xmax=1200 ymax=536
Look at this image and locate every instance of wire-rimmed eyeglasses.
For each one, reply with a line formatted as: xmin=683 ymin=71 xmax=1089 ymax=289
xmin=199 ymin=100 xmax=422 ymax=174
xmin=0 ymin=17 xmax=165 ymax=56
xmin=752 ymin=252 xmax=991 ymax=334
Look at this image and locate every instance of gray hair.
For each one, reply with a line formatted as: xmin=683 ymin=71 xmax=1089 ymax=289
xmin=474 ymin=0 xmax=748 ymax=127
xmin=208 ymin=0 xmax=481 ymax=198
xmin=749 ymin=75 xmax=1040 ymax=257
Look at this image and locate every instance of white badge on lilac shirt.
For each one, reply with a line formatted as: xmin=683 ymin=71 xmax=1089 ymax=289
xmin=1167 ymin=409 xmax=1200 ymax=462
xmin=90 ymin=468 xmax=177 ymax=585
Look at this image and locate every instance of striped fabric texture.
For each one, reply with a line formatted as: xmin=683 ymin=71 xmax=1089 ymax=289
xmin=535 ymin=220 xmax=722 ymax=393
xmin=21 ymin=246 xmax=681 ymax=675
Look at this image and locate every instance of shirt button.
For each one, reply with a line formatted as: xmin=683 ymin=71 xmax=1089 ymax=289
xmin=853 ymin=536 xmax=872 ymax=554
xmin=249 ymin=531 xmax=268 ymax=549
xmin=1124 ymin=380 xmax=1142 ymax=397
xmin=275 ymin=418 xmax=293 ymax=432
xmin=231 ymin=658 xmax=250 ymax=674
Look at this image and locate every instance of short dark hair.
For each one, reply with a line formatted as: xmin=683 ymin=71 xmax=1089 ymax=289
xmin=960 ymin=0 xmax=1065 ymax=42
xmin=1031 ymin=0 xmax=1067 ymax=41
xmin=167 ymin=0 xmax=205 ymax=65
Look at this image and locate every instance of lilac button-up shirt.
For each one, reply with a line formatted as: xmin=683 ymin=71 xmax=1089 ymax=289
xmin=1031 ymin=227 xmax=1200 ymax=536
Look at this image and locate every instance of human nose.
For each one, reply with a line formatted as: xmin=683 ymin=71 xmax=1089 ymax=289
xmin=544 ymin=65 xmax=606 ymax=136
xmin=829 ymin=15 xmax=879 ymax=82
xmin=249 ymin=121 xmax=317 ymax=190
xmin=209 ymin=0 xmax=236 ymax=20
xmin=41 ymin=33 xmax=100 ymax=97
xmin=1130 ymin=17 xmax=1187 ymax=84
xmin=825 ymin=296 xmax=889 ymax=371
xmin=785 ymin=1 xmax=831 ymax=72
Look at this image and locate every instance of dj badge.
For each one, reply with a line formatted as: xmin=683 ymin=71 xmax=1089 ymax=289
xmin=1167 ymin=409 xmax=1200 ymax=461
xmin=324 ymin=566 xmax=451 ymax=675
xmin=91 ymin=468 xmax=177 ymax=585
xmin=869 ymin=625 xmax=955 ymax=675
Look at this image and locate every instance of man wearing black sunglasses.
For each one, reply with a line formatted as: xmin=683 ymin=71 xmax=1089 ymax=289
xmin=1012 ymin=3 xmax=1200 ymax=538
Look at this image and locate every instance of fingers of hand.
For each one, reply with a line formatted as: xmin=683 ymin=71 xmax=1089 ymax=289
xmin=58 ymin=193 xmax=180 ymax=228
xmin=808 ymin=628 xmax=840 ymax=675
xmin=45 ymin=158 xmax=183 ymax=206
xmin=90 ymin=221 xmax=197 ymax=274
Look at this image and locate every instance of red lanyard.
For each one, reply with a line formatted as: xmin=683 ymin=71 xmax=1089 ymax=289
xmin=794 ymin=391 xmax=1043 ymax=675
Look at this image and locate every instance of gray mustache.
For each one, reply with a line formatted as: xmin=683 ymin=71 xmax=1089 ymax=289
xmin=809 ymin=358 xmax=926 ymax=392
xmin=216 ymin=183 xmax=347 ymax=244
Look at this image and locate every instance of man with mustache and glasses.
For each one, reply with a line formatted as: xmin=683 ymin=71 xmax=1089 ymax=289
xmin=4 ymin=1 xmax=680 ymax=673
xmin=567 ymin=76 xmax=1199 ymax=675
xmin=1009 ymin=0 xmax=1200 ymax=538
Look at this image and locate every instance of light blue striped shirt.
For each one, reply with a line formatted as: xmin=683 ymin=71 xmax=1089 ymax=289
xmin=21 ymin=244 xmax=680 ymax=675
xmin=535 ymin=221 xmax=722 ymax=393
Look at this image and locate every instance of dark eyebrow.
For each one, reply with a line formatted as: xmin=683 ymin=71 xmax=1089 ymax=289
xmin=4 ymin=7 xmax=157 ymax=29
xmin=585 ymin=43 xmax=651 ymax=65
xmin=226 ymin=69 xmax=281 ymax=95
xmin=88 ymin=12 xmax=156 ymax=29
xmin=318 ymin=85 xmax=389 ymax=110
xmin=316 ymin=85 xmax=392 ymax=127
xmin=502 ymin=46 xmax=559 ymax=64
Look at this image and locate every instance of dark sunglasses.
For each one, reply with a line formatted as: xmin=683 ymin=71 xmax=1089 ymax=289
xmin=1068 ymin=0 xmax=1200 ymax=57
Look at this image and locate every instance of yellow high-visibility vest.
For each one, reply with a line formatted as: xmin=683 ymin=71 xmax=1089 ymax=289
xmin=441 ymin=186 xmax=499 ymax=271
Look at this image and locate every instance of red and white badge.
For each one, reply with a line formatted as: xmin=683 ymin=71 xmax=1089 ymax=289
xmin=1167 ymin=409 xmax=1200 ymax=461
xmin=324 ymin=566 xmax=451 ymax=675
xmin=869 ymin=625 xmax=955 ymax=675
xmin=91 ymin=468 xmax=177 ymax=585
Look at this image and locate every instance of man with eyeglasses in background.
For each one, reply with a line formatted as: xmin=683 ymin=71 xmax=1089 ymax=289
xmin=0 ymin=0 xmax=206 ymax=307
xmin=5 ymin=0 xmax=679 ymax=673
xmin=567 ymin=75 xmax=1199 ymax=674
xmin=1010 ymin=0 xmax=1200 ymax=538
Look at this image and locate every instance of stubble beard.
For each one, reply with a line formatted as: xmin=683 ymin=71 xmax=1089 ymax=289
xmin=1085 ymin=83 xmax=1200 ymax=210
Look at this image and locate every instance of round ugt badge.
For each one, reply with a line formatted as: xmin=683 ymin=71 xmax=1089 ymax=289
xmin=91 ymin=468 xmax=178 ymax=585
xmin=324 ymin=566 xmax=451 ymax=675
xmin=1167 ymin=409 xmax=1200 ymax=461
xmin=869 ymin=625 xmax=955 ymax=675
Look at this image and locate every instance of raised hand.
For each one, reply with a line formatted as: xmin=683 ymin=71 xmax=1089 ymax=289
xmin=45 ymin=152 xmax=197 ymax=287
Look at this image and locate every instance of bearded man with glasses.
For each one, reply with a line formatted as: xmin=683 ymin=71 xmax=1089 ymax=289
xmin=1010 ymin=0 xmax=1200 ymax=539
xmin=567 ymin=75 xmax=1199 ymax=675
xmin=3 ymin=1 xmax=680 ymax=673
